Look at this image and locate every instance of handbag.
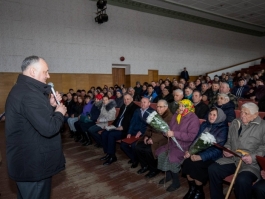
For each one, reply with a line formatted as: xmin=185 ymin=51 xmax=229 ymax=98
xmin=80 ymin=115 xmax=92 ymax=123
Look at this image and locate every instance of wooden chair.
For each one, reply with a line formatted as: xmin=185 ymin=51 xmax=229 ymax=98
xmin=235 ymin=110 xmax=240 ymax=118
xmin=238 ymin=100 xmax=258 ymax=110
xmin=259 ymin=112 xmax=265 ymax=119
xmin=150 ymin=103 xmax=157 ymax=110
xmin=133 ymin=101 xmax=141 ymax=107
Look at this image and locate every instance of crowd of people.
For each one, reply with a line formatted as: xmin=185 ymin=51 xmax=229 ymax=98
xmin=4 ymin=55 xmax=265 ymax=199
xmin=60 ymin=67 xmax=265 ymax=199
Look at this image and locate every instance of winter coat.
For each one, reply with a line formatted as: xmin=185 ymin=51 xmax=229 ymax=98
xmin=214 ymin=101 xmax=236 ymax=123
xmin=128 ymin=107 xmax=154 ymax=137
xmin=216 ymin=116 xmax=265 ymax=179
xmin=155 ymin=112 xmax=200 ymax=164
xmin=5 ymin=74 xmax=65 ymax=182
xmin=195 ymin=108 xmax=228 ymax=161
xmin=138 ymin=108 xmax=173 ymax=158
xmin=112 ymin=102 xmax=139 ymax=138
xmin=96 ymin=100 xmax=116 ymax=129
xmin=115 ymin=96 xmax=124 ymax=108
xmin=81 ymin=100 xmax=93 ymax=116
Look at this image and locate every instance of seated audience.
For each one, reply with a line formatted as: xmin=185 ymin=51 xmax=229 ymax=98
xmin=99 ymin=93 xmax=139 ymax=165
xmin=135 ymin=100 xmax=172 ymax=178
xmin=114 ymin=89 xmax=124 ymax=108
xmin=144 ymin=84 xmax=158 ymax=102
xmin=134 ymin=81 xmax=142 ymax=97
xmin=182 ymin=107 xmax=228 ymax=199
xmin=120 ymin=97 xmax=154 ymax=167
xmin=156 ymin=99 xmax=200 ymax=192
xmin=168 ymin=89 xmax=184 ymax=114
xmin=128 ymin=87 xmax=141 ymax=102
xmin=232 ymin=78 xmax=249 ymax=99
xmin=184 ymin=87 xmax=193 ymax=101
xmin=214 ymin=93 xmax=236 ymax=123
xmin=153 ymin=86 xmax=174 ymax=103
xmin=140 ymin=84 xmax=148 ymax=98
xmin=67 ymin=96 xmax=84 ymax=137
xmin=210 ymin=82 xmax=237 ymax=108
xmin=250 ymin=79 xmax=265 ymax=102
xmin=73 ymin=94 xmax=103 ymax=144
xmin=208 ymin=102 xmax=265 ymax=199
xmin=208 ymin=82 xmax=220 ymax=108
xmin=192 ymin=90 xmax=209 ymax=119
xmin=88 ymin=96 xmax=116 ymax=147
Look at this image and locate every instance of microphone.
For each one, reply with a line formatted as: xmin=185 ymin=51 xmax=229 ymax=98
xmin=48 ymin=82 xmax=60 ymax=105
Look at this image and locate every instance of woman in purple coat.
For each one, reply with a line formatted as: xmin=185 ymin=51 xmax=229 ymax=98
xmin=156 ymin=99 xmax=200 ymax=192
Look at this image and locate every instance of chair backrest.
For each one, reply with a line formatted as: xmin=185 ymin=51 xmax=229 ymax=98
xmin=133 ymin=101 xmax=141 ymax=107
xmin=238 ymin=100 xmax=258 ymax=110
xmin=259 ymin=112 xmax=265 ymax=119
xmin=115 ymin=108 xmax=120 ymax=118
xmin=235 ymin=110 xmax=240 ymax=118
xmin=150 ymin=103 xmax=157 ymax=110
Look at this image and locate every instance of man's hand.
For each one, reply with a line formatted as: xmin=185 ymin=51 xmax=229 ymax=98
xmin=184 ymin=151 xmax=191 ymax=159
xmin=242 ymin=154 xmax=253 ymax=165
xmin=191 ymin=155 xmax=202 ymax=162
xmin=116 ymin=126 xmax=123 ymax=131
xmin=135 ymin=131 xmax=142 ymax=138
xmin=55 ymin=104 xmax=67 ymax=116
xmin=223 ymin=149 xmax=234 ymax=157
xmin=147 ymin=138 xmax=153 ymax=145
xmin=127 ymin=134 xmax=131 ymax=138
xmin=50 ymin=91 xmax=62 ymax=107
xmin=261 ymin=170 xmax=265 ymax=179
xmin=144 ymin=136 xmax=149 ymax=144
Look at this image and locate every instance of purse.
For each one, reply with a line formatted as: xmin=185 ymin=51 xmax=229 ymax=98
xmin=80 ymin=115 xmax=92 ymax=123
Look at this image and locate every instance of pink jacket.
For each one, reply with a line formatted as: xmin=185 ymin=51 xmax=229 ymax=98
xmin=155 ymin=112 xmax=200 ymax=163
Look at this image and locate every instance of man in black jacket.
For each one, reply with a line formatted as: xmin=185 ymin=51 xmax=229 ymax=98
xmin=192 ymin=90 xmax=209 ymax=119
xmin=5 ymin=56 xmax=67 ymax=199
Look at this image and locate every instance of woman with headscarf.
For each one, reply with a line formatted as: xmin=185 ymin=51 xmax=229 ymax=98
xmin=156 ymin=99 xmax=200 ymax=192
xmin=182 ymin=107 xmax=228 ymax=199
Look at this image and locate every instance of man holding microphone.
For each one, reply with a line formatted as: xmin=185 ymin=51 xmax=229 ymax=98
xmin=5 ymin=56 xmax=67 ymax=199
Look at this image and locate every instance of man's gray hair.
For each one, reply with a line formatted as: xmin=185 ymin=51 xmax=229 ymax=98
xmin=21 ymin=55 xmax=43 ymax=72
xmin=158 ymin=99 xmax=168 ymax=107
xmin=128 ymin=87 xmax=134 ymax=91
xmin=218 ymin=93 xmax=229 ymax=101
xmin=242 ymin=102 xmax=259 ymax=114
xmin=221 ymin=82 xmax=230 ymax=88
xmin=173 ymin=89 xmax=183 ymax=95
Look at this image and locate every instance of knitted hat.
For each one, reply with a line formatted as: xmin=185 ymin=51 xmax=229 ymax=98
xmin=95 ymin=94 xmax=103 ymax=100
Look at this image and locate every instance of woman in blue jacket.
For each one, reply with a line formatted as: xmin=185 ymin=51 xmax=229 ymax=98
xmin=182 ymin=107 xmax=228 ymax=199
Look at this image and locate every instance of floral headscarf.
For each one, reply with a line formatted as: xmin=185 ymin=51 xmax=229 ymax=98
xmin=176 ymin=99 xmax=195 ymax=124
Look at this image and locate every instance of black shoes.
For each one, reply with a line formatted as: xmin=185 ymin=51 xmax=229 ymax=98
xmin=103 ymin=156 xmax=117 ymax=165
xmin=145 ymin=170 xmax=160 ymax=178
xmin=100 ymin=154 xmax=110 ymax=161
xmin=183 ymin=180 xmax=196 ymax=199
xmin=137 ymin=166 xmax=149 ymax=174
xmin=131 ymin=162 xmax=139 ymax=168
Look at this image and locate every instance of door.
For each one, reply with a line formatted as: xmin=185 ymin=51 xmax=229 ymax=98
xmin=148 ymin=70 xmax=158 ymax=83
xmin=112 ymin=68 xmax=125 ymax=87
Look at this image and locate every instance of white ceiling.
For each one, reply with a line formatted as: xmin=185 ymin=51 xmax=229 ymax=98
xmin=132 ymin=0 xmax=265 ymax=32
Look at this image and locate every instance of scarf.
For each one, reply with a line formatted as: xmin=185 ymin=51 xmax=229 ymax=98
xmin=176 ymin=99 xmax=195 ymax=124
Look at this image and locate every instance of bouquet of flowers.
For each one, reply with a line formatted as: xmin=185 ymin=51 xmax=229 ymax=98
xmin=146 ymin=111 xmax=184 ymax=151
xmin=189 ymin=132 xmax=216 ymax=155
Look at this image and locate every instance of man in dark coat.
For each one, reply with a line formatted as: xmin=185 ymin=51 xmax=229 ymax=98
xmin=5 ymin=56 xmax=67 ymax=199
xmin=192 ymin=90 xmax=209 ymax=119
xmin=180 ymin=67 xmax=190 ymax=81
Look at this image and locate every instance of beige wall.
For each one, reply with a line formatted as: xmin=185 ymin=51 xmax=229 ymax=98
xmin=0 ymin=72 xmax=198 ymax=112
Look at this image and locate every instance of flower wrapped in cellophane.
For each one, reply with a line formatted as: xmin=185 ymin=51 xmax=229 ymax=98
xmin=189 ymin=132 xmax=216 ymax=155
xmin=146 ymin=111 xmax=184 ymax=151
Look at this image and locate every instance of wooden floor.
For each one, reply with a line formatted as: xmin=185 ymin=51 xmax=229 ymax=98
xmin=0 ymin=122 xmax=235 ymax=199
